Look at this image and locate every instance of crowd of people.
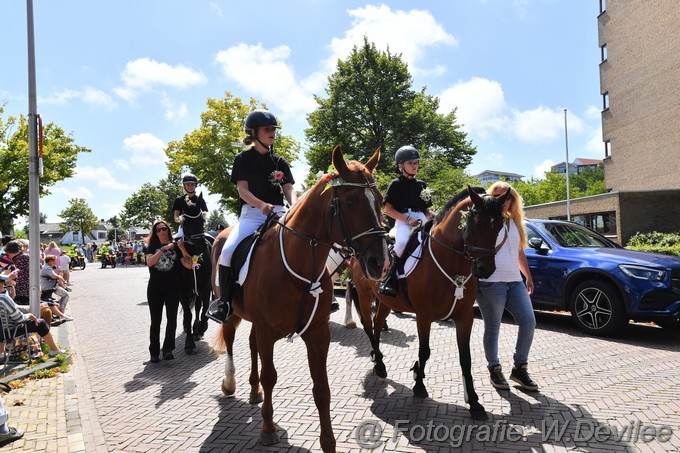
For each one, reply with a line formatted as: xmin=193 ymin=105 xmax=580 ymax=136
xmin=0 ymin=236 xmax=76 ymax=447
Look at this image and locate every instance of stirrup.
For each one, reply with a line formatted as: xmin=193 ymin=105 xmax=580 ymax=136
xmin=206 ymin=299 xmax=232 ymax=324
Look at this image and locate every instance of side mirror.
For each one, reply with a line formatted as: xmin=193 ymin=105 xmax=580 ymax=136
xmin=529 ymin=237 xmax=544 ymax=250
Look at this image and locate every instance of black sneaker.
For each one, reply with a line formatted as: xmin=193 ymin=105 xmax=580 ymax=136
xmin=489 ymin=365 xmax=509 ymax=390
xmin=206 ymin=300 xmax=232 ymax=324
xmin=510 ymin=364 xmax=539 ymax=391
xmin=0 ymin=426 xmax=24 ymax=447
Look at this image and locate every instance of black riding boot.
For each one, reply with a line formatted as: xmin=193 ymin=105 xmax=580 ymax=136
xmin=379 ymin=253 xmax=400 ymax=297
xmin=206 ymin=265 xmax=233 ymax=324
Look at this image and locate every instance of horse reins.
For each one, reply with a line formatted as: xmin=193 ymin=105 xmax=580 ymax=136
xmin=275 ymin=179 xmax=387 ymax=340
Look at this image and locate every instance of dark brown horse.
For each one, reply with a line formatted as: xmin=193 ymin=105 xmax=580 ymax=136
xmin=211 ymin=146 xmax=388 ymax=452
xmin=348 ymin=186 xmax=509 ymax=420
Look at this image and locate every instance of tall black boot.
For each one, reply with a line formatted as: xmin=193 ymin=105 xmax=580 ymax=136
xmin=379 ymin=253 xmax=400 ymax=297
xmin=206 ymin=265 xmax=233 ymax=324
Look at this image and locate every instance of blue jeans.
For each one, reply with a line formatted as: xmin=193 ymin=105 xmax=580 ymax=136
xmin=476 ymin=280 xmax=536 ymax=367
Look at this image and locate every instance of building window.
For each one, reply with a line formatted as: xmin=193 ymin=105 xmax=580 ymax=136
xmin=604 ymin=140 xmax=611 ymax=157
xmin=72 ymin=232 xmax=80 ymax=241
xmin=600 ymin=0 xmax=606 ymax=14
xmin=97 ymin=231 xmax=106 ymax=240
xmin=603 ymin=92 xmax=609 ymax=111
xmin=600 ymin=44 xmax=607 ymax=62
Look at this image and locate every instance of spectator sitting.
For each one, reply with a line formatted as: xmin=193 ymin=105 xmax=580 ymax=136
xmin=44 ymin=241 xmax=60 ymax=259
xmin=0 ymin=252 xmax=54 ymax=328
xmin=0 ymin=235 xmax=13 ymax=256
xmin=40 ymin=255 xmax=73 ymax=322
xmin=0 ymin=273 xmax=65 ymax=356
xmin=2 ymin=241 xmax=30 ymax=305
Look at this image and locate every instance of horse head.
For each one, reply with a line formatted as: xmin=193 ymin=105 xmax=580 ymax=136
xmin=462 ymin=186 xmax=509 ymax=278
xmin=326 ymin=146 xmax=387 ymax=280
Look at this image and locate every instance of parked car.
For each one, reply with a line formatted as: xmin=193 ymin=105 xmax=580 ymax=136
xmin=524 ymin=219 xmax=680 ymax=336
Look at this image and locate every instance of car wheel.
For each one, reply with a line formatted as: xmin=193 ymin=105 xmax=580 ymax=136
xmin=569 ymin=280 xmax=627 ymax=336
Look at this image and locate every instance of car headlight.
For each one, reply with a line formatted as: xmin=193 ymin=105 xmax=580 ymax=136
xmin=619 ymin=264 xmax=667 ymax=281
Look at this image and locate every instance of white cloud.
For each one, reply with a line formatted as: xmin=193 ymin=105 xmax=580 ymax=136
xmin=512 ymin=106 xmax=586 ymax=144
xmin=116 ymin=57 xmax=207 ymax=102
xmin=214 ymin=43 xmax=317 ymax=119
xmin=113 ymin=159 xmax=130 ymax=171
xmin=49 ymin=185 xmax=94 ymax=200
xmin=585 ymin=126 xmax=604 ymax=154
xmin=74 ymin=166 xmax=128 ymax=190
xmin=533 ymin=159 xmax=556 ymax=179
xmin=439 ymin=77 xmax=508 ymax=136
xmin=210 ymin=2 xmax=224 ymax=18
xmin=161 ymin=94 xmax=189 ymax=121
xmin=122 ymin=133 xmax=167 ymax=166
xmin=325 ymin=5 xmax=457 ymax=76
xmin=488 ymin=152 xmax=504 ymax=168
xmin=40 ymin=86 xmax=117 ymax=110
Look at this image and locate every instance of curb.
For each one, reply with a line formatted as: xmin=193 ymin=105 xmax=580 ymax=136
xmin=0 ymin=321 xmax=71 ymax=384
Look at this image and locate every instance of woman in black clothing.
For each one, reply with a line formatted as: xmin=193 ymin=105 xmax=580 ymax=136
xmin=144 ymin=219 xmax=193 ymax=363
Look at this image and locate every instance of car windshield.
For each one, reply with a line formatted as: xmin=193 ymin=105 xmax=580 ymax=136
xmin=541 ymin=223 xmax=615 ymax=248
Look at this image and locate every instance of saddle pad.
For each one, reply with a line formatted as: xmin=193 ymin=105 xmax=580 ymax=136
xmin=397 ymin=232 xmax=424 ymax=279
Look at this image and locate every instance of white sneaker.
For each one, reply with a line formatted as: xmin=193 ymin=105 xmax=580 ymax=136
xmin=48 ymin=349 xmax=65 ymax=357
xmin=60 ymin=315 xmax=74 ymax=322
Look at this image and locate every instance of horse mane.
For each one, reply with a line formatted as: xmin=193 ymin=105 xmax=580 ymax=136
xmin=434 ymin=186 xmax=487 ymax=226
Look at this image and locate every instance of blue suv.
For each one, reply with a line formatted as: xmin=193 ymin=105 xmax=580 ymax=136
xmin=524 ymin=219 xmax=680 ymax=336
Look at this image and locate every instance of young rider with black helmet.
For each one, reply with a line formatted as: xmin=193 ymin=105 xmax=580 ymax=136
xmin=206 ymin=109 xmax=297 ymax=323
xmin=378 ymin=145 xmax=433 ymax=296
xmin=172 ymin=174 xmax=208 ymax=239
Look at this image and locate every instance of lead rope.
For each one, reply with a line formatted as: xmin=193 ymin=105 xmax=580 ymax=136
xmin=427 ymin=236 xmax=472 ymax=321
xmin=278 ymin=225 xmax=326 ymax=342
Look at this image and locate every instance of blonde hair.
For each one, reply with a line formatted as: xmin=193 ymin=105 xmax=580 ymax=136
xmin=486 ymin=181 xmax=528 ymax=249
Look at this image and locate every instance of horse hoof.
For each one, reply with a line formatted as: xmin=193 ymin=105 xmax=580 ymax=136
xmin=373 ymin=363 xmax=387 ymax=379
xmin=413 ymin=385 xmax=428 ymax=398
xmin=249 ymin=389 xmax=264 ymax=404
xmin=221 ymin=379 xmax=236 ymax=397
xmin=345 ymin=321 xmax=357 ymax=329
xmin=185 ymin=347 xmax=196 ymax=355
xmin=469 ymin=407 xmax=489 ymax=421
xmin=260 ymin=431 xmax=279 ymax=446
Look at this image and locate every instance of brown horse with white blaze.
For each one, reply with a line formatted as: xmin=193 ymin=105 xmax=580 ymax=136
xmin=212 ymin=146 xmax=387 ymax=452
xmin=348 ymin=186 xmax=510 ymax=420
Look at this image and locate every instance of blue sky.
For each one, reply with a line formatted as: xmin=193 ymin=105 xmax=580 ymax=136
xmin=3 ymin=0 xmax=603 ymax=227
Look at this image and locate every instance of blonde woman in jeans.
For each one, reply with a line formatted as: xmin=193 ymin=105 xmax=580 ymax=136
xmin=477 ymin=182 xmax=538 ymax=391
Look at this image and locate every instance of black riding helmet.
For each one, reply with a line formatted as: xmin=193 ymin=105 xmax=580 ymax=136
xmin=244 ymin=109 xmax=280 ymax=135
xmin=394 ymin=145 xmax=420 ymax=174
xmin=182 ymin=174 xmax=198 ymax=185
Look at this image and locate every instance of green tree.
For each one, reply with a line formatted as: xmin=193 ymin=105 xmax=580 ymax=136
xmin=165 ymin=93 xmax=299 ymax=215
xmin=119 ymin=183 xmax=171 ymax=228
xmin=0 ymin=105 xmax=91 ymax=234
xmin=59 ymin=198 xmax=98 ymax=243
xmin=419 ymin=157 xmax=478 ymax=211
xmin=205 ymin=209 xmax=229 ymax=231
xmin=305 ymin=37 xmax=476 ymax=176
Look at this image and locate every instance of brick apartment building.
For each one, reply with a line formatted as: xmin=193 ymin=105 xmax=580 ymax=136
xmin=525 ymin=0 xmax=680 ymax=245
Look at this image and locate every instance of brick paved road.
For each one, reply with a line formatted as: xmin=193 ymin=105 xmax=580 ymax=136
xmin=4 ymin=264 xmax=680 ymax=452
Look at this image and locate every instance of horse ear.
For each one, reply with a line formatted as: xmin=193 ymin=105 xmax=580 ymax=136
xmin=468 ymin=185 xmax=483 ymax=206
xmin=365 ymin=148 xmax=380 ymax=174
xmin=497 ymin=187 xmax=511 ymax=205
xmin=332 ymin=146 xmax=349 ymax=175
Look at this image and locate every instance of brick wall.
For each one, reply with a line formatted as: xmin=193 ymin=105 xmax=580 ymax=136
xmin=599 ymin=0 xmax=680 ymax=191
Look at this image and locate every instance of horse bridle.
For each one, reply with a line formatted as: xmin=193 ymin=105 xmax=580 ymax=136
xmin=328 ymin=180 xmax=387 ymax=260
xmin=425 ymin=200 xmax=507 ymax=274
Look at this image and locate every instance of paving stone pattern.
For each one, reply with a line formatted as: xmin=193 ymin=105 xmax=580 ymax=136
xmin=2 ymin=265 xmax=679 ymax=452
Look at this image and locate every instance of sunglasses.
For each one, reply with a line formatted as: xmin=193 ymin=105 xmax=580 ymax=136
xmin=156 ymin=227 xmax=169 ymax=233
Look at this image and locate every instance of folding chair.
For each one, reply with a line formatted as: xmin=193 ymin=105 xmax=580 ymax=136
xmin=0 ymin=305 xmax=30 ymax=375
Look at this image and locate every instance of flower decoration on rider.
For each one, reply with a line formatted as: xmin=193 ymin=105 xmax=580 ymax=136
xmin=184 ymin=195 xmax=196 ymax=207
xmin=269 ymin=170 xmax=285 ymax=194
xmin=420 ymin=187 xmax=433 ymax=203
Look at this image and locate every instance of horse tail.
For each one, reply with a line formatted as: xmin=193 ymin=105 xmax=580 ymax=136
xmin=210 ymin=324 xmax=228 ymax=354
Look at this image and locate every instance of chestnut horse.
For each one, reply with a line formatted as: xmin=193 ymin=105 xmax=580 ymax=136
xmin=211 ymin=146 xmax=388 ymax=452
xmin=348 ymin=186 xmax=509 ymax=420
